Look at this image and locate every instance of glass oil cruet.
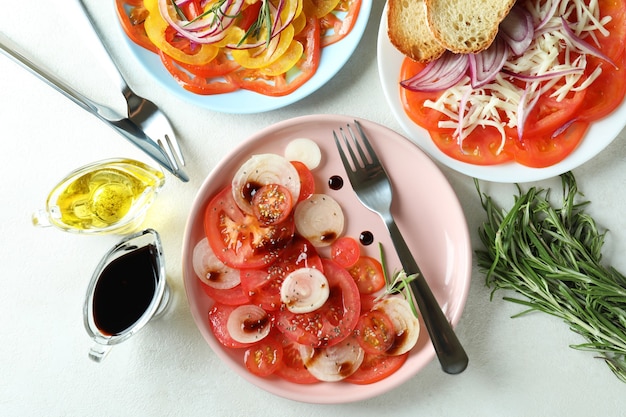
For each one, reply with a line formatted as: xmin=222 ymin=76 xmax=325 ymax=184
xmin=32 ymin=158 xmax=165 ymax=235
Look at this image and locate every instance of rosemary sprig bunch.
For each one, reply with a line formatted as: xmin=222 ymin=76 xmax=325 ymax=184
xmin=475 ymin=172 xmax=626 ymax=382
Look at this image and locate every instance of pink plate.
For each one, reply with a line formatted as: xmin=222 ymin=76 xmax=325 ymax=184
xmin=182 ymin=115 xmax=472 ymax=403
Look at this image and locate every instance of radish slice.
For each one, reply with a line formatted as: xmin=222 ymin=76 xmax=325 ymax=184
xmin=284 ymin=138 xmax=322 ymax=169
xmin=298 ymin=337 xmax=364 ymax=382
xmin=226 ymin=304 xmax=271 ymax=344
xmin=373 ymin=297 xmax=420 ymax=356
xmin=192 ymin=238 xmax=240 ymax=289
xmin=280 ymin=268 xmax=330 ymax=313
xmin=231 ymin=154 xmax=301 ymax=215
xmin=293 ymin=194 xmax=344 ymax=247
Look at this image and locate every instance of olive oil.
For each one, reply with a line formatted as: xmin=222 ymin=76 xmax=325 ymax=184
xmin=33 ymin=159 xmax=165 ymax=234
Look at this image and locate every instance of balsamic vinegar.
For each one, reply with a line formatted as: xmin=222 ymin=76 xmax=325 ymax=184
xmin=92 ymin=245 xmax=159 ymax=335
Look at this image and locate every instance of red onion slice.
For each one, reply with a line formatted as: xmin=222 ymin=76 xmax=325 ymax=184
xmin=499 ymin=4 xmax=534 ymax=56
xmin=401 ymin=52 xmax=469 ymax=92
xmin=560 ymin=17 xmax=617 ymax=68
xmin=469 ymin=37 xmax=509 ymax=88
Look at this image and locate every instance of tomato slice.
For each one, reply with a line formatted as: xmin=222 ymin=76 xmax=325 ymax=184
xmin=244 ymin=333 xmax=284 ymax=377
xmin=115 ymin=0 xmax=158 ymax=53
xmin=240 ymin=237 xmax=323 ymax=311
xmin=594 ymin=0 xmax=626 ymax=62
xmin=330 ymin=236 xmax=361 ymax=268
xmin=274 ymin=333 xmax=318 ymax=383
xmin=345 ymin=352 xmax=409 ymax=385
xmin=251 ymin=184 xmax=294 ymax=226
xmin=159 ymin=51 xmax=240 ymax=95
xmin=519 ymin=88 xmax=586 ymax=139
xmin=513 ymin=120 xmax=590 ymax=168
xmin=348 ymin=256 xmax=385 ymax=295
xmin=200 ymin=281 xmax=249 ymax=306
xmin=290 ymin=161 xmax=316 ymax=201
xmin=208 ymin=303 xmax=256 ymax=349
xmin=578 ymin=54 xmax=626 ymax=122
xmin=354 ymin=310 xmax=395 ymax=355
xmin=275 ymin=259 xmax=361 ymax=348
xmin=319 ymin=0 xmax=362 ymax=47
xmin=429 ymin=126 xmax=515 ymax=166
xmin=204 ymin=186 xmax=295 ymax=269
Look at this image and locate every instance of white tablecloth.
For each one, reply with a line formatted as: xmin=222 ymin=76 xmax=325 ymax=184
xmin=2 ymin=1 xmax=625 ymax=416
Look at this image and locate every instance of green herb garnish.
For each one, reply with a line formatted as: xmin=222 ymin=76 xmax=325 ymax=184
xmin=476 ymin=172 xmax=626 ymax=382
xmin=238 ymin=0 xmax=272 ymax=47
xmin=376 ymin=243 xmax=420 ymax=318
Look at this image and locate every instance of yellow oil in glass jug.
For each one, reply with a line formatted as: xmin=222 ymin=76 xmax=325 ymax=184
xmin=32 ymin=158 xmax=165 ymax=235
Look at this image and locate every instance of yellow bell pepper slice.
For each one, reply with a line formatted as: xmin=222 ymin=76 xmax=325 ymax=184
xmin=259 ymin=40 xmax=305 ymax=76
xmin=143 ymin=0 xmax=219 ymax=65
xmin=302 ymin=0 xmax=341 ymax=18
xmin=231 ymin=24 xmax=295 ymax=69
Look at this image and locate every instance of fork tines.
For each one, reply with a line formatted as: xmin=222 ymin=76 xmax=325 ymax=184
xmin=334 ymin=120 xmax=383 ymax=175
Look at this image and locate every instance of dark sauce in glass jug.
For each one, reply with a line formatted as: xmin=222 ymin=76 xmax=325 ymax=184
xmin=93 ymin=245 xmax=158 ymax=335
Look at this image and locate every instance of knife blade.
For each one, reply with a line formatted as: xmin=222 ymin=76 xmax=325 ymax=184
xmin=0 ymin=34 xmax=189 ymax=182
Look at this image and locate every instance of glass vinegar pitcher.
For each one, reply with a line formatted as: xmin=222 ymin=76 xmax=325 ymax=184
xmin=32 ymin=158 xmax=165 ymax=235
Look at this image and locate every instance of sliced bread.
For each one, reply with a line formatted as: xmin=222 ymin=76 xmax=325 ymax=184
xmin=425 ymin=0 xmax=516 ymax=53
xmin=387 ymin=0 xmax=446 ymax=63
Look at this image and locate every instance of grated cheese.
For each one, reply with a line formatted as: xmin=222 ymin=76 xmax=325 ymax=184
xmin=429 ymin=0 xmax=612 ymax=154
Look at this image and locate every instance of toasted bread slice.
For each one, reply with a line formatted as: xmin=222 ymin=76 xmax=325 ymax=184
xmin=387 ymin=0 xmax=446 ymax=63
xmin=425 ymin=0 xmax=515 ymax=53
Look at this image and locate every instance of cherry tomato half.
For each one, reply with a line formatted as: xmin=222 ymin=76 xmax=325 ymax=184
xmin=348 ymin=256 xmax=385 ymax=295
xmin=354 ymin=310 xmax=396 ymax=355
xmin=290 ymin=161 xmax=316 ymax=201
xmin=252 ymin=184 xmax=294 ymax=226
xmin=244 ymin=334 xmax=284 ymax=377
xmin=330 ymin=236 xmax=361 ymax=268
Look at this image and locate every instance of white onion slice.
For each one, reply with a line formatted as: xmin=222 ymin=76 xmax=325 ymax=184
xmin=373 ymin=297 xmax=420 ymax=356
xmin=226 ymin=304 xmax=271 ymax=344
xmin=192 ymin=238 xmax=241 ymax=289
xmin=280 ymin=268 xmax=329 ymax=313
xmin=284 ymin=138 xmax=322 ymax=169
xmin=231 ymin=154 xmax=301 ymax=215
xmin=293 ymin=194 xmax=344 ymax=247
xmin=298 ymin=337 xmax=364 ymax=382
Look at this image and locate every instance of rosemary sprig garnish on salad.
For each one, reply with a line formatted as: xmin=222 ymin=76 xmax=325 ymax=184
xmin=239 ymin=0 xmax=272 ymax=46
xmin=475 ymin=172 xmax=626 ymax=382
xmin=377 ymin=243 xmax=420 ymax=319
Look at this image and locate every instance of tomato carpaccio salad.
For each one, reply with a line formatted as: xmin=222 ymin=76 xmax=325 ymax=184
xmin=400 ymin=0 xmax=626 ymax=168
xmin=115 ymin=0 xmax=361 ymax=96
xmin=192 ymin=139 xmax=421 ymax=384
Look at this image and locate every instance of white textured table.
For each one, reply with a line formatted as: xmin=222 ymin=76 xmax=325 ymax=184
xmin=2 ymin=1 xmax=625 ymax=416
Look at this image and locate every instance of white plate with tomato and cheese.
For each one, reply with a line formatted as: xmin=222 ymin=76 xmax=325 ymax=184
xmin=181 ymin=115 xmax=471 ymax=403
xmin=378 ymin=0 xmax=626 ymax=183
